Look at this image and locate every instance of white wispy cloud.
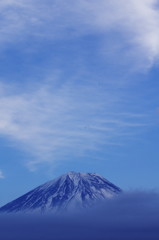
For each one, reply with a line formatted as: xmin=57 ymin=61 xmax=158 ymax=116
xmin=0 ymin=78 xmax=149 ymax=169
xmin=0 ymin=1 xmax=156 ymax=170
xmin=0 ymin=170 xmax=5 ymax=179
xmin=0 ymin=0 xmax=159 ymax=68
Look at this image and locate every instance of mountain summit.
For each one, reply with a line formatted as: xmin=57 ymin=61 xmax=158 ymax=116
xmin=0 ymin=172 xmax=121 ymax=213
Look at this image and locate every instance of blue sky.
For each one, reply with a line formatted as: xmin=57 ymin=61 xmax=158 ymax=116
xmin=0 ymin=0 xmax=159 ymax=206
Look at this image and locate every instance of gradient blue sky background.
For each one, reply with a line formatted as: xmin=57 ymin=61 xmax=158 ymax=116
xmin=0 ymin=0 xmax=159 ymax=206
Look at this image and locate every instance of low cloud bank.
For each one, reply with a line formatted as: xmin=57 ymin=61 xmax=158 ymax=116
xmin=0 ymin=191 xmax=159 ymax=240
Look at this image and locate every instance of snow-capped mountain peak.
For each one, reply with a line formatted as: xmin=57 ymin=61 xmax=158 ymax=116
xmin=0 ymin=172 xmax=121 ymax=213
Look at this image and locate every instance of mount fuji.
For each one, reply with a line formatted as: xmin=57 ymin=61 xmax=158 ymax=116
xmin=0 ymin=172 xmax=121 ymax=213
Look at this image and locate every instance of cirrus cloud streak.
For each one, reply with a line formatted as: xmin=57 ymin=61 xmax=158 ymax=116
xmin=0 ymin=77 xmax=150 ymax=169
xmin=0 ymin=0 xmax=159 ymax=68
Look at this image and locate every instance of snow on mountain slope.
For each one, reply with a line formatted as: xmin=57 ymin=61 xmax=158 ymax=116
xmin=0 ymin=172 xmax=121 ymax=213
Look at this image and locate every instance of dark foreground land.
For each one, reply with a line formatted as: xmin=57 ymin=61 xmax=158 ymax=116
xmin=0 ymin=192 xmax=159 ymax=240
